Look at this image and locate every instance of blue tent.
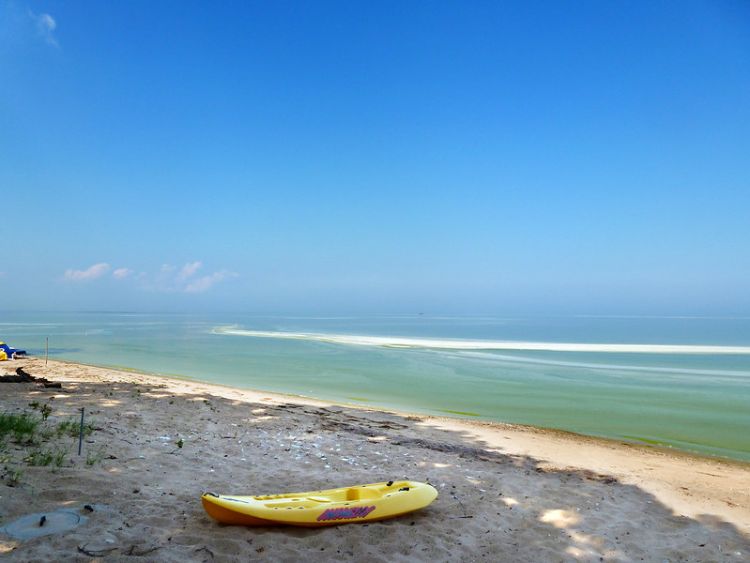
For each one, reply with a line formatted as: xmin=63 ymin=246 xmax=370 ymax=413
xmin=0 ymin=342 xmax=26 ymax=358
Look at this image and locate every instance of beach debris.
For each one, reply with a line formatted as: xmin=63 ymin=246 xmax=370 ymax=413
xmin=0 ymin=509 xmax=87 ymax=540
xmin=124 ymin=543 xmax=161 ymax=556
xmin=0 ymin=367 xmax=62 ymax=388
xmin=195 ymin=546 xmax=215 ymax=560
xmin=78 ymin=534 xmax=120 ymax=557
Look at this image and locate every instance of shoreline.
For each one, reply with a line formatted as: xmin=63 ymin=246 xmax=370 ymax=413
xmin=15 ymin=358 xmax=750 ymax=528
xmin=1 ymin=357 xmax=748 ymax=560
xmin=45 ymin=356 xmax=750 ymax=467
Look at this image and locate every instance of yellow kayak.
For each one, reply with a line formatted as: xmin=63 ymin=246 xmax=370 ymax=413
xmin=201 ymin=480 xmax=438 ymax=527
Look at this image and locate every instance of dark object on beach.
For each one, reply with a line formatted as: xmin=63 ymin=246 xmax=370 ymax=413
xmin=0 ymin=509 xmax=86 ymax=540
xmin=0 ymin=369 xmax=34 ymax=382
xmin=0 ymin=367 xmax=62 ymax=389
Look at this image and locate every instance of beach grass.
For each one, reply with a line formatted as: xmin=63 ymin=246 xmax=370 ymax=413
xmin=0 ymin=412 xmax=41 ymax=443
xmin=25 ymin=447 xmax=67 ymax=468
xmin=56 ymin=418 xmax=95 ymax=439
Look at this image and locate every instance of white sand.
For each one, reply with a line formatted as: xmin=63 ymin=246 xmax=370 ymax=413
xmin=1 ymin=358 xmax=748 ymax=561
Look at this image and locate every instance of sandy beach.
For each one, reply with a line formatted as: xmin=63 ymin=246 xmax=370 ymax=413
xmin=1 ymin=357 xmax=748 ymax=562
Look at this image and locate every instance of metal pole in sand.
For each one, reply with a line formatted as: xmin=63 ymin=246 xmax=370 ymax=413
xmin=78 ymin=408 xmax=85 ymax=456
xmin=45 ymin=337 xmax=49 ymax=366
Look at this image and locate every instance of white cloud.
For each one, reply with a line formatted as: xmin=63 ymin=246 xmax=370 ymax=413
xmin=31 ymin=11 xmax=58 ymax=47
xmin=184 ymin=270 xmax=237 ymax=293
xmin=112 ymin=268 xmax=133 ymax=280
xmin=134 ymin=261 xmax=235 ymax=293
xmin=64 ymin=260 xmax=235 ymax=293
xmin=63 ymin=263 xmax=111 ymax=281
xmin=177 ymin=261 xmax=202 ymax=282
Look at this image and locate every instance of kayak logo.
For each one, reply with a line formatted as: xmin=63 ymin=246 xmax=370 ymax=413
xmin=317 ymin=506 xmax=376 ymax=522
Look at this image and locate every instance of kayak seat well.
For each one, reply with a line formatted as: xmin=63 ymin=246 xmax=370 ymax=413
xmin=346 ymin=487 xmax=381 ymax=501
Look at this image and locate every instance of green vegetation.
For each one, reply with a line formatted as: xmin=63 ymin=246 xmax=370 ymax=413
xmin=5 ymin=468 xmax=23 ymax=487
xmin=0 ymin=412 xmax=41 ymax=443
xmin=29 ymin=401 xmax=54 ymax=421
xmin=57 ymin=418 xmax=95 ymax=439
xmin=176 ymin=438 xmax=184 ymax=449
xmin=86 ymin=446 xmax=106 ymax=466
xmin=1 ymin=408 xmax=103 ymax=485
xmin=25 ymin=447 xmax=67 ymax=467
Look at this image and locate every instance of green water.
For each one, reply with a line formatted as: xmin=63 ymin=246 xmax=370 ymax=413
xmin=1 ymin=312 xmax=749 ymax=461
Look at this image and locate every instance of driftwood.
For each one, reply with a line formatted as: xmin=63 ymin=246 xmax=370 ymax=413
xmin=0 ymin=367 xmax=62 ymax=388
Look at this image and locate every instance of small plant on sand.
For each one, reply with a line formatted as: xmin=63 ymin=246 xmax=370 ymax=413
xmin=5 ymin=468 xmax=23 ymax=487
xmin=57 ymin=418 xmax=95 ymax=439
xmin=56 ymin=419 xmax=76 ymax=437
xmin=25 ymin=447 xmax=67 ymax=467
xmin=0 ymin=412 xmax=40 ymax=443
xmin=53 ymin=448 xmax=67 ymax=468
xmin=176 ymin=438 xmax=184 ymax=449
xmin=86 ymin=446 xmax=106 ymax=466
xmin=25 ymin=448 xmax=54 ymax=466
xmin=28 ymin=401 xmax=52 ymax=419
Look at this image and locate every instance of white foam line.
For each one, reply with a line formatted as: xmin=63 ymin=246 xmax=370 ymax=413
xmin=213 ymin=327 xmax=750 ymax=355
xmin=444 ymin=350 xmax=750 ymax=378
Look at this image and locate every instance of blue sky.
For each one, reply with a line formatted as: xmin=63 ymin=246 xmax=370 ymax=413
xmin=1 ymin=1 xmax=748 ymax=314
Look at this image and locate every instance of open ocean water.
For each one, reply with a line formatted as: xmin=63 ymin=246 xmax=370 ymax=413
xmin=1 ymin=312 xmax=748 ymax=462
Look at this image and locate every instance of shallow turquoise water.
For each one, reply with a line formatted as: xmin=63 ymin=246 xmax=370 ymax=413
xmin=2 ymin=312 xmax=749 ymax=461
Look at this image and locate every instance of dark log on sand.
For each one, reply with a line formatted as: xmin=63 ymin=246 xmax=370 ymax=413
xmin=0 ymin=367 xmax=62 ymax=388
